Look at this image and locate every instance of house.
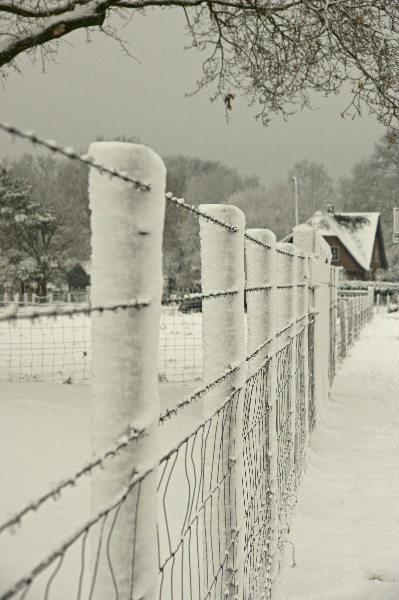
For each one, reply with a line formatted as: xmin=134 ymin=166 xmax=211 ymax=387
xmin=282 ymin=206 xmax=388 ymax=280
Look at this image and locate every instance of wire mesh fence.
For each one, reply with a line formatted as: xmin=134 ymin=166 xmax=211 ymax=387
xmin=0 ymin=309 xmax=92 ymax=383
xmin=158 ymin=386 xmax=240 ymax=600
xmin=242 ymin=358 xmax=273 ymax=599
xmin=0 ymin=301 xmax=203 ymax=384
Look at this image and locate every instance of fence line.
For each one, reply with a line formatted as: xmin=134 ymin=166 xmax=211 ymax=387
xmin=0 ymin=138 xmax=374 ymax=600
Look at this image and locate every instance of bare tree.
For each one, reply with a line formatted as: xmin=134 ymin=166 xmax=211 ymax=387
xmin=0 ymin=1 xmax=398 ymax=132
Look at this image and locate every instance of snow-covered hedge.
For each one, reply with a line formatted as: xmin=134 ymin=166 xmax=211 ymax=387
xmin=339 ymin=281 xmax=399 ymax=295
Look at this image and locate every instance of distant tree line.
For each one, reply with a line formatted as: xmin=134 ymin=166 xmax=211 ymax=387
xmin=0 ymin=132 xmax=397 ymax=295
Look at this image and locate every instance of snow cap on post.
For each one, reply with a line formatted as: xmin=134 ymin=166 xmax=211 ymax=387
xmin=293 ymin=223 xmax=315 ymax=256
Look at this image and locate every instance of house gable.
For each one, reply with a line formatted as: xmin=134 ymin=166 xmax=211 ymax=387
xmin=280 ymin=210 xmax=388 ymax=280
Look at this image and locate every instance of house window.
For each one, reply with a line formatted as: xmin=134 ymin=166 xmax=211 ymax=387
xmin=331 ymin=246 xmax=339 ymax=261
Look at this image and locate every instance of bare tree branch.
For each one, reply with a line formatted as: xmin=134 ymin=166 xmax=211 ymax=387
xmin=0 ymin=0 xmax=398 ymax=134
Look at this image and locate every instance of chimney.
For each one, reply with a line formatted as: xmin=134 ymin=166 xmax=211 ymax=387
xmin=327 ymin=204 xmax=334 ymax=214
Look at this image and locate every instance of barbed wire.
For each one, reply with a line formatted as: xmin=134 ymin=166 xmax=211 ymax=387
xmin=277 ymin=284 xmax=294 ymax=289
xmin=0 ymin=427 xmax=147 ymax=536
xmin=244 ymin=233 xmax=272 ymax=250
xmin=245 ymin=335 xmax=273 ymax=362
xmin=159 ymin=364 xmax=240 ymax=423
xmin=0 ymin=466 xmax=154 ymax=600
xmin=276 ymin=321 xmax=294 ymax=338
xmin=0 ymin=298 xmax=149 ymax=323
xmin=276 ymin=247 xmax=294 ymax=257
xmin=162 ymin=290 xmax=239 ymax=304
xmin=0 ymin=122 xmax=151 ymax=192
xmin=245 ymin=285 xmax=272 ymax=293
xmin=165 ymin=193 xmax=238 ymax=232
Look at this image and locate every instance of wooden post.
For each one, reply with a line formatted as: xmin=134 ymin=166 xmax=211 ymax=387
xmin=245 ymin=229 xmax=279 ymax=596
xmin=89 ymin=142 xmax=166 ymax=600
xmin=199 ymin=204 xmax=246 ymax=600
xmin=376 ymin=293 xmax=380 ymax=314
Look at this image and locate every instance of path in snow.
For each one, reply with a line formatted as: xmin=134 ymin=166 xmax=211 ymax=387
xmin=279 ymin=313 xmax=399 ymax=600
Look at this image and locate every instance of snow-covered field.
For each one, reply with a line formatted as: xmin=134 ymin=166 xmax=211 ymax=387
xmin=0 ymin=306 xmax=203 ymax=384
xmin=279 ymin=313 xmax=399 ymax=600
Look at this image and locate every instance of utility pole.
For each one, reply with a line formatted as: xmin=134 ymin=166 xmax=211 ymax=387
xmin=292 ymin=176 xmax=299 ymax=226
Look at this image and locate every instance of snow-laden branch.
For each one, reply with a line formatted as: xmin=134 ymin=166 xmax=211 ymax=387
xmin=0 ymin=1 xmax=109 ymax=67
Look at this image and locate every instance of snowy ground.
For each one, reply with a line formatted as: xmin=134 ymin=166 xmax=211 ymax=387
xmin=0 ymin=379 xmax=201 ymax=599
xmin=278 ymin=313 xmax=399 ymax=600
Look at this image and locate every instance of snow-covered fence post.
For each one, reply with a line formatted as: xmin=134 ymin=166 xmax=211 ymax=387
xmin=23 ymin=292 xmax=28 ymax=306
xmin=14 ymin=293 xmax=19 ymax=307
xmin=199 ymin=204 xmax=246 ymax=600
xmin=89 ymin=142 xmax=166 ymax=600
xmin=245 ymin=229 xmax=279 ymax=594
xmin=376 ymin=292 xmax=380 ymax=314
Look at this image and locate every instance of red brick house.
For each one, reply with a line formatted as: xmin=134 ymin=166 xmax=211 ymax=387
xmin=283 ymin=207 xmax=388 ymax=280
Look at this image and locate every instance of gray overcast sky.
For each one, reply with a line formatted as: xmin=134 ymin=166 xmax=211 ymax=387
xmin=0 ymin=9 xmax=385 ymax=189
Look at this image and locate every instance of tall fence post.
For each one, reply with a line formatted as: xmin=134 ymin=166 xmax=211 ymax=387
xmin=89 ymin=142 xmax=166 ymax=600
xmin=199 ymin=204 xmax=246 ymax=600
xmin=245 ymin=229 xmax=279 ymax=597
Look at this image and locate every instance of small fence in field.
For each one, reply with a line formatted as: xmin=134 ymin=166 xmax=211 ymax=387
xmin=0 ymin=130 xmax=374 ymax=600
